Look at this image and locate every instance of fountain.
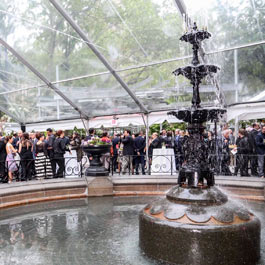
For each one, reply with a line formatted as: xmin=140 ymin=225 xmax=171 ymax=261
xmin=139 ymin=22 xmax=261 ymax=265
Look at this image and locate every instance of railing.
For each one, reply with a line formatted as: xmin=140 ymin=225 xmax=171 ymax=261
xmin=0 ymin=152 xmax=263 ymax=183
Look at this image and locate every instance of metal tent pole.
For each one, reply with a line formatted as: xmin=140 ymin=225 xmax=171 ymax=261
xmin=145 ymin=114 xmax=150 ymax=174
xmin=174 ymin=0 xmax=187 ymax=16
xmin=0 ymin=38 xmax=90 ymax=121
xmin=49 ymin=0 xmax=148 ymax=114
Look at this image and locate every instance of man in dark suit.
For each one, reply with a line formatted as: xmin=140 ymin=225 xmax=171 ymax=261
xmin=85 ymin=128 xmax=96 ymax=141
xmin=12 ymin=133 xmax=19 ymax=149
xmin=112 ymin=133 xmax=120 ymax=172
xmin=121 ymin=129 xmax=134 ymax=174
xmin=248 ymin=123 xmax=260 ymax=176
xmin=255 ymin=125 xmax=265 ymax=178
xmin=149 ymin=133 xmax=162 ymax=158
xmin=134 ymin=131 xmax=146 ymax=175
xmin=46 ymin=128 xmax=56 ymax=177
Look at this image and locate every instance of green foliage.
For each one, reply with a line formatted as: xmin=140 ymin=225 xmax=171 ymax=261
xmin=149 ymin=120 xmax=186 ymax=134
xmin=65 ymin=126 xmax=86 ymax=137
xmin=208 ymin=0 xmax=265 ymax=102
xmin=0 ymin=0 xmax=265 ymax=124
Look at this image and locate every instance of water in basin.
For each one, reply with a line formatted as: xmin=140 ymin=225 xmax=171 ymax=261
xmin=0 ymin=197 xmax=263 ymax=265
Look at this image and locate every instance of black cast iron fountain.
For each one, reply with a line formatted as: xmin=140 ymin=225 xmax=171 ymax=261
xmin=139 ymin=22 xmax=260 ymax=265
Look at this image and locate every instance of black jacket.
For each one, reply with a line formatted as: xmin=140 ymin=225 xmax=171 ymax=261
xmin=0 ymin=139 xmax=6 ymax=161
xmin=149 ymin=138 xmax=162 ymax=156
xmin=134 ymin=136 xmax=146 ymax=154
xmin=165 ymin=136 xmax=174 ymax=149
xmin=237 ymin=136 xmax=250 ymax=155
xmin=122 ymin=136 xmax=134 ymax=156
xmin=112 ymin=137 xmax=120 ymax=155
xmin=47 ymin=134 xmax=55 ymax=149
xmin=255 ymin=132 xmax=265 ymax=155
xmin=47 ymin=134 xmax=55 ymax=158
xmin=54 ymin=137 xmax=67 ymax=156
xmin=248 ymin=129 xmax=259 ymax=153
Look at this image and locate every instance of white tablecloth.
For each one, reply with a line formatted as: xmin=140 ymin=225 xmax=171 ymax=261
xmin=151 ymin=148 xmax=176 ymax=175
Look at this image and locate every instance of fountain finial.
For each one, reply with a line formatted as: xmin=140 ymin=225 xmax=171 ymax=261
xmin=173 ymin=22 xmax=219 ymax=109
xmin=192 ymin=22 xmax=197 ymax=31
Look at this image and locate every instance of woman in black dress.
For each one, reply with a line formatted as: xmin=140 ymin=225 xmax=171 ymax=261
xmin=35 ymin=132 xmax=53 ymax=179
xmin=19 ymin=133 xmax=33 ymax=181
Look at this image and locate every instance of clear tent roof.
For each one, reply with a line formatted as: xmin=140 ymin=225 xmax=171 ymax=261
xmin=0 ymin=0 xmax=264 ymax=124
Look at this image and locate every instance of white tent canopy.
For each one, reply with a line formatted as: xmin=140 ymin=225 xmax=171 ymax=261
xmin=227 ymin=102 xmax=265 ymax=121
xmin=7 ymin=102 xmax=265 ymax=133
xmin=21 ymin=111 xmax=181 ymax=132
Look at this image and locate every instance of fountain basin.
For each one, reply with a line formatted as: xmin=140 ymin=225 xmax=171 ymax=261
xmin=0 ymin=194 xmax=263 ymax=265
xmin=139 ymin=186 xmax=261 ymax=265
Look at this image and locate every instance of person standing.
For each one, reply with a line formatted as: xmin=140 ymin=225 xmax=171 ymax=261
xmin=255 ymin=125 xmax=265 ymax=178
xmin=236 ymin=129 xmax=250 ymax=177
xmin=165 ymin=131 xmax=174 ymax=148
xmin=15 ymin=130 xmax=23 ymax=150
xmin=249 ymin=123 xmax=260 ymax=176
xmin=121 ymin=130 xmax=134 ymax=174
xmin=85 ymin=128 xmax=96 ymax=141
xmin=29 ymin=132 xmax=37 ymax=158
xmin=228 ymin=129 xmax=235 ymax=145
xmin=101 ymin=132 xmax=111 ymax=170
xmin=149 ymin=133 xmax=162 ymax=160
xmin=18 ymin=133 xmax=34 ymax=181
xmin=134 ymin=131 xmax=146 ymax=175
xmin=217 ymin=130 xmax=232 ymax=175
xmin=70 ymin=132 xmax=83 ymax=163
xmin=160 ymin=129 xmax=167 ymax=146
xmin=174 ymin=129 xmax=181 ymax=170
xmin=53 ymin=130 xmax=69 ymax=178
xmin=112 ymin=133 xmax=120 ymax=172
xmin=233 ymin=135 xmax=241 ymax=176
xmin=5 ymin=136 xmax=18 ymax=183
xmin=12 ymin=133 xmax=19 ymax=149
xmin=46 ymin=128 xmax=56 ymax=177
xmin=0 ymin=133 xmax=6 ymax=182
xmin=84 ymin=128 xmax=96 ymax=161
xmin=35 ymin=133 xmax=53 ymax=179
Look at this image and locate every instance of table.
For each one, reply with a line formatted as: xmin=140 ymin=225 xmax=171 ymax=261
xmin=151 ymin=148 xmax=176 ymax=175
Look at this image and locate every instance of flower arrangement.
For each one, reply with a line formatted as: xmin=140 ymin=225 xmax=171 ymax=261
xmin=82 ymin=137 xmax=111 ymax=147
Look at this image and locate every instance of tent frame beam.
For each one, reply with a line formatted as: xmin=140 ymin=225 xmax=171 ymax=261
xmin=49 ymin=0 xmax=148 ymax=114
xmin=0 ymin=105 xmax=22 ymax=125
xmin=0 ymin=38 xmax=90 ymax=120
xmin=174 ymin=0 xmax=187 ymax=16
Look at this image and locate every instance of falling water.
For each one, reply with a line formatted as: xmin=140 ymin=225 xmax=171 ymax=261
xmin=198 ymin=41 xmax=226 ymax=108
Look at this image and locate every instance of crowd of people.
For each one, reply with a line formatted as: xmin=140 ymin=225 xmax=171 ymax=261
xmin=0 ymin=129 xmax=76 ymax=183
xmin=108 ymin=123 xmax=265 ymax=178
xmin=0 ymin=122 xmax=265 ymax=183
